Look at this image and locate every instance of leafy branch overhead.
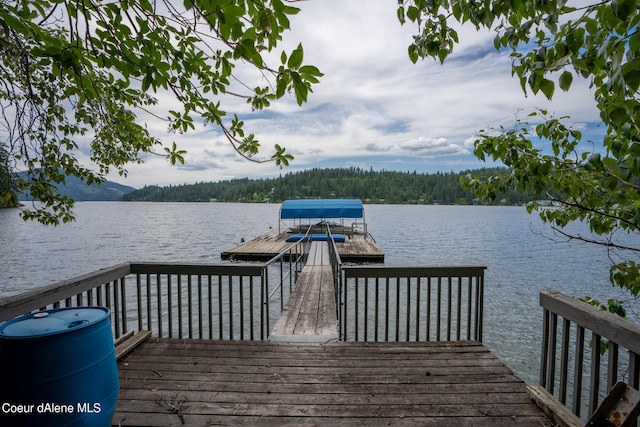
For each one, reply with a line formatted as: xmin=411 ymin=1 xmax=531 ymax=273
xmin=0 ymin=0 xmax=322 ymax=224
xmin=398 ymin=0 xmax=640 ymax=309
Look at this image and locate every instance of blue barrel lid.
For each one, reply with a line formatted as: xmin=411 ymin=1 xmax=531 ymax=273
xmin=0 ymin=307 xmax=110 ymax=338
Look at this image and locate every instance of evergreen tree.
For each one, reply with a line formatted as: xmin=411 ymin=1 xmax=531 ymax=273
xmin=0 ymin=143 xmax=17 ymax=208
xmin=122 ymin=167 xmax=534 ymax=205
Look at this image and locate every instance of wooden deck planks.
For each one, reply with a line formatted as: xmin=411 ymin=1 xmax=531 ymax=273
xmin=270 ymin=242 xmax=338 ymax=340
xmin=113 ymin=339 xmax=553 ymax=427
xmin=220 ymin=231 xmax=384 ymax=262
xmin=307 ymin=240 xmax=330 ymax=266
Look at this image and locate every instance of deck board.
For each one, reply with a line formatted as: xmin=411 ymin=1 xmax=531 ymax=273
xmin=113 ymin=339 xmax=553 ymax=426
xmin=270 ymin=242 xmax=338 ymax=340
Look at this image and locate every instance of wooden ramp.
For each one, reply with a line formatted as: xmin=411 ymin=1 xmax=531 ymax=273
xmin=270 ymin=241 xmax=338 ymax=342
xmin=113 ymin=338 xmax=554 ymax=426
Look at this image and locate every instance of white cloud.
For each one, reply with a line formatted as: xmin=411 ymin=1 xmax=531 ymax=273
xmin=399 ymin=137 xmax=469 ymax=157
xmin=105 ymin=0 xmax=602 ymax=188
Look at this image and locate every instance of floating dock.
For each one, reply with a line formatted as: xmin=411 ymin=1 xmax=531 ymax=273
xmin=220 ymin=228 xmax=384 ymax=262
xmin=221 ymin=199 xmax=384 ymax=263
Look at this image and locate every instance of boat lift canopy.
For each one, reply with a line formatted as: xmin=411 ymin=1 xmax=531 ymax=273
xmin=280 ymin=199 xmax=364 ymax=220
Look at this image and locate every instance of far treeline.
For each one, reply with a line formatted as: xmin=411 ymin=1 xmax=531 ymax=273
xmin=122 ymin=167 xmax=539 ymax=205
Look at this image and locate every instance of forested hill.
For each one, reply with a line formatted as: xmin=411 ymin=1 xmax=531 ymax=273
xmin=122 ymin=167 xmax=533 ymax=205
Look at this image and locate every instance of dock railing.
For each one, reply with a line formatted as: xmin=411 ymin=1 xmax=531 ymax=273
xmin=538 ymin=289 xmax=640 ymax=421
xmin=264 ymin=225 xmax=312 ymax=315
xmin=0 ymin=261 xmax=486 ymax=347
xmin=0 ymin=262 xmax=274 ymax=341
xmin=325 ymin=223 xmax=343 ymax=325
xmin=340 ymin=266 xmax=486 ymax=342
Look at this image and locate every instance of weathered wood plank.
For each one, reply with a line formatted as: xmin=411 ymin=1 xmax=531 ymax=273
xmin=127 ymin=337 xmax=489 ymax=352
xmin=270 ymin=268 xmax=315 ymax=335
xmin=295 ymin=266 xmax=336 ymax=335
xmin=114 ymin=400 xmax=549 ymax=423
xmin=307 ymin=241 xmax=328 ymax=265
xmin=113 ymin=339 xmax=553 ymax=427
xmin=114 ymin=376 xmax=528 ymax=393
xmin=116 ymin=358 xmax=508 ymax=375
xmin=117 ymin=372 xmax=523 ymax=391
xmin=116 ymin=391 xmax=537 ymax=410
xmin=111 ymin=413 xmax=551 ymax=427
xmin=121 ymin=345 xmax=494 ymax=360
xmin=526 ymin=385 xmax=582 ymax=427
xmin=271 ymin=243 xmax=338 ymax=339
xmin=115 ymin=330 xmax=152 ymax=360
xmin=117 ymin=345 xmax=503 ymax=367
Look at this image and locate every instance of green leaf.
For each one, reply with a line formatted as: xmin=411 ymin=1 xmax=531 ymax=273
xmin=408 ymin=44 xmax=419 ymax=64
xmin=437 ymin=48 xmax=449 ymax=64
xmin=298 ymin=65 xmax=323 ymax=77
xmin=623 ymin=66 xmax=640 ymax=92
xmin=510 ymin=0 xmax=523 ymax=11
xmin=613 ymin=0 xmax=637 ymax=20
xmin=407 ymin=6 xmax=420 ymax=22
xmin=287 ymin=43 xmax=303 ymax=69
xmin=276 ymin=74 xmax=288 ymax=98
xmin=539 ymin=78 xmax=555 ymax=99
xmin=397 ymin=6 xmax=406 ymax=24
xmin=164 ymin=142 xmax=186 ymax=165
xmin=558 ymin=71 xmax=573 ymax=91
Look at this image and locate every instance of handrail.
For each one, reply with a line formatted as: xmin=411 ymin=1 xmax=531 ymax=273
xmin=325 ymin=222 xmax=343 ymax=335
xmin=0 ymin=262 xmax=272 ymax=341
xmin=1 ymin=261 xmax=487 ymax=348
xmin=341 ymin=266 xmax=486 ymax=342
xmin=265 ymin=224 xmax=313 ymax=266
xmin=539 ymin=289 xmax=640 ymax=419
xmin=264 ymin=224 xmax=313 ymax=312
xmin=0 ymin=262 xmax=132 ymax=323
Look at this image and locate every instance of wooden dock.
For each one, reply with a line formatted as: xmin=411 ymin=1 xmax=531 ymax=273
xmin=220 ymin=230 xmax=384 ymax=263
xmin=270 ymin=241 xmax=338 ymax=341
xmin=112 ymin=250 xmax=554 ymax=426
xmin=113 ymin=338 xmax=553 ymax=426
xmin=4 ymin=250 xmax=635 ymax=425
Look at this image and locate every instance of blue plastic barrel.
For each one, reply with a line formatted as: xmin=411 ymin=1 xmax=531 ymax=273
xmin=0 ymin=307 xmax=119 ymax=427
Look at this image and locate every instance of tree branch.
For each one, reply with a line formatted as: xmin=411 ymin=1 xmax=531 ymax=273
xmin=550 ymin=226 xmax=640 ymax=254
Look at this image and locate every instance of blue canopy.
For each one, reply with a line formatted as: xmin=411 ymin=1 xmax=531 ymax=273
xmin=280 ymin=199 xmax=364 ymax=219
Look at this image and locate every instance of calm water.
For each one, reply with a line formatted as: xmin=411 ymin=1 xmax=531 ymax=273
xmin=0 ymin=202 xmax=633 ymax=384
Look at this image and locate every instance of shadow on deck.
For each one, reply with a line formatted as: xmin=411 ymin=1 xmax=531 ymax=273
xmin=113 ymin=338 xmax=553 ymax=426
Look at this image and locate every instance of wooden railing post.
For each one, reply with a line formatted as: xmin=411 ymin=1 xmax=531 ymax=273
xmin=538 ymin=289 xmax=640 ymax=420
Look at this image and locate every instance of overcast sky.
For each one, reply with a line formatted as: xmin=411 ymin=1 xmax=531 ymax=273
xmin=108 ymin=0 xmax=604 ymax=188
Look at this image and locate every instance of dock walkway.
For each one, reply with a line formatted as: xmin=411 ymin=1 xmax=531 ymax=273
xmin=270 ymin=241 xmax=338 ymax=341
xmin=113 ymin=338 xmax=553 ymax=426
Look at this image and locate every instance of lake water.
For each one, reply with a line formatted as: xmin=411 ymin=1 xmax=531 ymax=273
xmin=0 ymin=202 xmax=633 ymax=384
